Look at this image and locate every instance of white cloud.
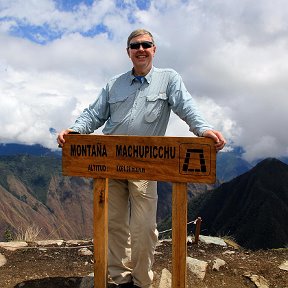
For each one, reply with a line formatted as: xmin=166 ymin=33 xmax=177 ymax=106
xmin=242 ymin=136 xmax=285 ymax=162
xmin=0 ymin=0 xmax=288 ymax=162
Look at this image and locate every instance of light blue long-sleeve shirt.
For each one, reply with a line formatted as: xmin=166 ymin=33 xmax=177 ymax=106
xmin=70 ymin=66 xmax=213 ymax=136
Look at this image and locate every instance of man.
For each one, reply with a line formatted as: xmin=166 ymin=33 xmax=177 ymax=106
xmin=57 ymin=29 xmax=226 ymax=288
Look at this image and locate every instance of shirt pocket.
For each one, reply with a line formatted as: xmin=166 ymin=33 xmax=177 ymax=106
xmin=145 ymin=92 xmax=168 ymax=123
xmin=108 ymin=94 xmax=131 ymax=123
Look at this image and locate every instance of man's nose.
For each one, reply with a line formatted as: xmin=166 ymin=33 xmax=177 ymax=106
xmin=138 ymin=44 xmax=145 ymax=50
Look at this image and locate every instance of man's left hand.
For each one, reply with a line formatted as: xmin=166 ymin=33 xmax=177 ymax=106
xmin=202 ymin=130 xmax=226 ymax=152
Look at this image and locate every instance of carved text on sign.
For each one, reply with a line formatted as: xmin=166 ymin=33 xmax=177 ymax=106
xmin=62 ymin=135 xmax=216 ymax=183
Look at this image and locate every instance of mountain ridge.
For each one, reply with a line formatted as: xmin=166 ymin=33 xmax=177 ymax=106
xmin=1 ymin=144 xmax=288 ymax=250
xmin=185 ymin=157 xmax=288 ymax=249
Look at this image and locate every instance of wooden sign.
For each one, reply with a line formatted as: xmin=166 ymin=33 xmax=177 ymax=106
xmin=61 ymin=134 xmax=217 ymax=288
xmin=62 ymin=134 xmax=216 ymax=183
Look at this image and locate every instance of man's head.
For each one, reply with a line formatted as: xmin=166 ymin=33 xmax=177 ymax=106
xmin=126 ymin=29 xmax=156 ymax=76
xmin=127 ymin=29 xmax=155 ymax=48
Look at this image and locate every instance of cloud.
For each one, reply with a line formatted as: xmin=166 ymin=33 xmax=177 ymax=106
xmin=0 ymin=0 xmax=287 ymax=161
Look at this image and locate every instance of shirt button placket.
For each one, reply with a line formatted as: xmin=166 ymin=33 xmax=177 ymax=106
xmin=128 ymin=85 xmax=141 ymax=133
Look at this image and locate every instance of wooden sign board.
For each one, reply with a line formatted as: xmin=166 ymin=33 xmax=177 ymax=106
xmin=62 ymin=134 xmax=216 ymax=183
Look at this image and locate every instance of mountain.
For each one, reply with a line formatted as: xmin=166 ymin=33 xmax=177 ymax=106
xmin=0 ymin=155 xmax=93 ymax=241
xmin=157 ymin=181 xmax=216 ymax=221
xmin=185 ymin=158 xmax=288 ymax=249
xmin=0 ymin=153 xmax=213 ymax=240
xmin=0 ymin=143 xmax=61 ymax=157
xmin=1 ymin=143 xmax=287 ymax=249
xmin=216 ymin=147 xmax=252 ymax=182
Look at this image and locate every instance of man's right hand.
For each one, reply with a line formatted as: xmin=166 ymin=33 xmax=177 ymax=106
xmin=57 ymin=129 xmax=75 ymax=147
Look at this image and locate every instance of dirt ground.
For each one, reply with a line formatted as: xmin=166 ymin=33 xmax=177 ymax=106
xmin=0 ymin=240 xmax=287 ymax=288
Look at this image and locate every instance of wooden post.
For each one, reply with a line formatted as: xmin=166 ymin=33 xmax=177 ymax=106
xmin=194 ymin=217 xmax=202 ymax=245
xmin=172 ymin=183 xmax=187 ymax=288
xmin=93 ymin=178 xmax=108 ymax=288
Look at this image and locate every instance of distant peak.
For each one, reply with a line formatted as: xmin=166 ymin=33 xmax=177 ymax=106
xmin=255 ymin=157 xmax=287 ymax=168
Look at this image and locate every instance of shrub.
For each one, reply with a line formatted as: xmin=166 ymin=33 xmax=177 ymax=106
xmin=15 ymin=225 xmax=42 ymax=241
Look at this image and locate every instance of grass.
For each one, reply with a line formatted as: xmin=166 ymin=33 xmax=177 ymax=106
xmin=221 ymin=235 xmax=241 ymax=249
xmin=15 ymin=225 xmax=42 ymax=242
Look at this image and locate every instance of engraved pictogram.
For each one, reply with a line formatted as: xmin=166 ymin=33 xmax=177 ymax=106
xmin=182 ymin=149 xmax=206 ymax=172
xmin=179 ymin=144 xmax=211 ymax=175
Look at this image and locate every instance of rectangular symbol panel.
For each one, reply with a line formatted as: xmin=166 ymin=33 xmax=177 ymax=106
xmin=179 ymin=143 xmax=212 ymax=176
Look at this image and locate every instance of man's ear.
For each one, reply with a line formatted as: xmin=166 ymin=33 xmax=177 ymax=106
xmin=153 ymin=45 xmax=156 ymax=56
xmin=126 ymin=48 xmax=131 ymax=58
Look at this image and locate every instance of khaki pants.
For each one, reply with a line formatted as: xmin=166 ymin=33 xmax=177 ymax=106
xmin=108 ymin=179 xmax=158 ymax=288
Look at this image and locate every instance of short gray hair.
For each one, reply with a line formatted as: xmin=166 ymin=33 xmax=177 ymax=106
xmin=127 ymin=29 xmax=154 ymax=47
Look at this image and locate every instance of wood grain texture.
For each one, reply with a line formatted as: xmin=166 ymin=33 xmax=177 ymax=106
xmin=62 ymin=135 xmax=216 ymax=183
xmin=93 ymin=178 xmax=108 ymax=288
xmin=172 ymin=183 xmax=187 ymax=288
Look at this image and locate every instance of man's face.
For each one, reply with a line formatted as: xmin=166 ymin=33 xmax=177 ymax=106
xmin=127 ymin=33 xmax=156 ymax=74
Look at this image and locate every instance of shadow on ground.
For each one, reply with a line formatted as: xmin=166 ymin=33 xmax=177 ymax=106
xmin=14 ymin=277 xmax=83 ymax=288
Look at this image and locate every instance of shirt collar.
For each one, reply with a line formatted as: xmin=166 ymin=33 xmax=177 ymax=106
xmin=129 ymin=66 xmax=154 ymax=85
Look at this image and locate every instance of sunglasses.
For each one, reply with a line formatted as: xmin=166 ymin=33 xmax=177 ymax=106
xmin=129 ymin=41 xmax=154 ymax=50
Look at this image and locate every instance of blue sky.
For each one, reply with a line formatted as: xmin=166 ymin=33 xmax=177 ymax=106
xmin=2 ymin=0 xmax=152 ymax=44
xmin=0 ymin=0 xmax=288 ymax=162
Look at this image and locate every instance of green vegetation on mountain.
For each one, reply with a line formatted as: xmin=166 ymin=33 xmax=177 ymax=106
xmin=0 ymin=155 xmax=62 ymax=204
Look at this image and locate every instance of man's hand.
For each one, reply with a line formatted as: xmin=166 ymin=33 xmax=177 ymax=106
xmin=202 ymin=130 xmax=226 ymax=152
xmin=57 ymin=129 xmax=75 ymax=147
